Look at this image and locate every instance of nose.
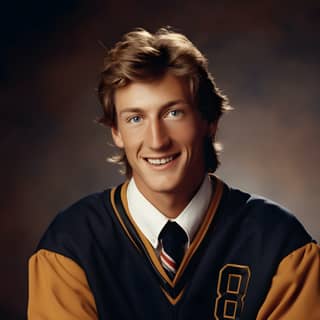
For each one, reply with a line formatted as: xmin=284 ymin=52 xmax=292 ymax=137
xmin=146 ymin=119 xmax=171 ymax=150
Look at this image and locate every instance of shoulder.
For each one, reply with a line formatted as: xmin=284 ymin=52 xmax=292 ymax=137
xmin=244 ymin=192 xmax=309 ymax=237
xmin=227 ymin=186 xmax=308 ymax=231
xmin=36 ymin=188 xmax=116 ymax=263
xmin=224 ymin=185 xmax=314 ymax=257
xmin=47 ymin=191 xmax=110 ymax=232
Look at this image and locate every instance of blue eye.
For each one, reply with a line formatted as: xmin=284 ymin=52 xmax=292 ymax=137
xmin=128 ymin=115 xmax=142 ymax=123
xmin=167 ymin=110 xmax=183 ymax=118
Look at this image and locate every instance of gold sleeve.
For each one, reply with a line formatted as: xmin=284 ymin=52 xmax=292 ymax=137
xmin=257 ymin=242 xmax=320 ymax=320
xmin=28 ymin=249 xmax=97 ymax=319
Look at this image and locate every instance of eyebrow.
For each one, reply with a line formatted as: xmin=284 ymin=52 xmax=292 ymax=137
xmin=118 ymin=99 xmax=188 ymax=115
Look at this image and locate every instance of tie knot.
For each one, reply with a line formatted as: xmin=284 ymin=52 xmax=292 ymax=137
xmin=159 ymin=221 xmax=187 ymax=278
xmin=159 ymin=221 xmax=188 ymax=246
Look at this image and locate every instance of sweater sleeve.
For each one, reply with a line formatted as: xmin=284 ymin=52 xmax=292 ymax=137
xmin=257 ymin=242 xmax=320 ymax=320
xmin=28 ymin=249 xmax=98 ymax=320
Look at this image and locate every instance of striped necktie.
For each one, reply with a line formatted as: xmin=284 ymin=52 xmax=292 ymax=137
xmin=159 ymin=221 xmax=188 ymax=279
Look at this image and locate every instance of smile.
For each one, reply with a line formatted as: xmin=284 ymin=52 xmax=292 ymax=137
xmin=145 ymin=154 xmax=179 ymax=166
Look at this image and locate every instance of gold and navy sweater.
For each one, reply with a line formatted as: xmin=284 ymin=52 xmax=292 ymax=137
xmin=28 ymin=177 xmax=320 ymax=319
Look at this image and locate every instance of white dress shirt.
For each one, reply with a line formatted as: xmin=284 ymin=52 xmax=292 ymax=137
xmin=127 ymin=176 xmax=213 ymax=250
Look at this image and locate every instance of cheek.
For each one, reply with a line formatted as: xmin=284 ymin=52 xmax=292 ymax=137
xmin=174 ymin=124 xmax=203 ymax=147
xmin=120 ymin=131 xmax=144 ymax=159
xmin=183 ymin=127 xmax=207 ymax=155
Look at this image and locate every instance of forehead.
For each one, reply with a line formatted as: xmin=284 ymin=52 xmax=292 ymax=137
xmin=114 ymin=73 xmax=191 ymax=112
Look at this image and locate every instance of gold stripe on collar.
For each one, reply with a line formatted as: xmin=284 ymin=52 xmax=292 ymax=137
xmin=110 ymin=184 xmax=140 ymax=252
xmin=173 ymin=177 xmax=224 ymax=284
xmin=118 ymin=177 xmax=224 ymax=288
xmin=119 ymin=183 xmax=174 ymax=285
xmin=161 ymin=286 xmax=185 ymax=305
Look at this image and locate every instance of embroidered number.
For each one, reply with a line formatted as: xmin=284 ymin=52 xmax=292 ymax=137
xmin=214 ymin=264 xmax=251 ymax=320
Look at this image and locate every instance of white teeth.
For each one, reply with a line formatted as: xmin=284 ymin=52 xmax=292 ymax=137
xmin=147 ymin=156 xmax=173 ymax=165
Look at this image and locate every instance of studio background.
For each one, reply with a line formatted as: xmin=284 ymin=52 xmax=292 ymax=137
xmin=1 ymin=0 xmax=319 ymax=318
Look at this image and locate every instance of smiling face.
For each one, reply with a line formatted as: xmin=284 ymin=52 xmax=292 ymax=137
xmin=112 ymin=72 xmax=215 ymax=209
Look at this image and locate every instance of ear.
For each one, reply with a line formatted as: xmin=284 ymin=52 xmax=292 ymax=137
xmin=111 ymin=126 xmax=124 ymax=148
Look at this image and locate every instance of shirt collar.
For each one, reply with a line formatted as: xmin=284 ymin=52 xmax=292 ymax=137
xmin=127 ymin=176 xmax=212 ymax=249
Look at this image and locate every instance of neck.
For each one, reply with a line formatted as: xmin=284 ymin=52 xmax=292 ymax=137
xmin=134 ymin=176 xmax=205 ymax=219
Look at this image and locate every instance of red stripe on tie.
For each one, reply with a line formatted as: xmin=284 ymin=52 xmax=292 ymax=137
xmin=160 ymin=249 xmax=176 ymax=273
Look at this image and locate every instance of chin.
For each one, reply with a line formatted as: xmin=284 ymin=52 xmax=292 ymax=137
xmin=148 ymin=180 xmax=179 ymax=193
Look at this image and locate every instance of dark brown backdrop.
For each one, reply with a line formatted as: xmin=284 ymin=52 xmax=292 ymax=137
xmin=1 ymin=0 xmax=319 ymax=318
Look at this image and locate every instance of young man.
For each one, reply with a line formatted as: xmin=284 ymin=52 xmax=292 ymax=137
xmin=28 ymin=28 xmax=320 ymax=319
